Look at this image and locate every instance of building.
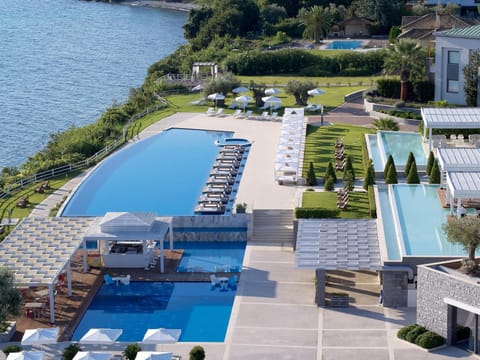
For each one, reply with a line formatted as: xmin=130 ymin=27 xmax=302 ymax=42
xmin=329 ymin=17 xmax=373 ymax=38
xmin=433 ymin=25 xmax=480 ymax=105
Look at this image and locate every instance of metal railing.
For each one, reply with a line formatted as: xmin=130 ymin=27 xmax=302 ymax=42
xmin=0 ymin=102 xmax=168 ymax=200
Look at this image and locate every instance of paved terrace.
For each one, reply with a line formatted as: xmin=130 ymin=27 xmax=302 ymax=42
xmin=11 ymin=112 xmax=476 ymax=359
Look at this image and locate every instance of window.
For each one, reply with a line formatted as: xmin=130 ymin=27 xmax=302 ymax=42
xmin=446 ymin=50 xmax=460 ymax=93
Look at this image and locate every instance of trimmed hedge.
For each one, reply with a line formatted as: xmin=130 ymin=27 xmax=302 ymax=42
xmin=397 ymin=324 xmax=420 ymax=340
xmin=415 ymin=331 xmax=444 ymax=349
xmin=405 ymin=325 xmax=427 ymax=343
xmin=367 ymin=185 xmax=377 ymax=218
xmin=376 ymin=79 xmax=434 ymax=103
xmin=295 ymin=208 xmax=340 ymax=219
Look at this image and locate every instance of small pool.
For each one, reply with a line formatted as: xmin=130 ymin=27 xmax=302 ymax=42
xmin=377 ymin=184 xmax=468 ymax=260
xmin=174 ymin=241 xmax=246 ymax=273
xmin=326 ymin=40 xmax=362 ymax=50
xmin=72 ymin=282 xmax=236 ymax=342
xmin=61 ymin=128 xmax=239 ymax=216
xmin=367 ymin=131 xmax=427 ymax=172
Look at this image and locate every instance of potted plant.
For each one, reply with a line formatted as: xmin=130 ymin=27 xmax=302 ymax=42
xmin=235 ymin=202 xmax=247 ymax=214
xmin=0 ymin=268 xmax=22 ymax=343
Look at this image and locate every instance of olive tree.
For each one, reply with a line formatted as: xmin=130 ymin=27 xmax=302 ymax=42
xmin=0 ymin=268 xmax=22 ymax=326
xmin=443 ymin=216 xmax=480 ymax=273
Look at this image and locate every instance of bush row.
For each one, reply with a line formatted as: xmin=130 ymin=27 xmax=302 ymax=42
xmin=224 ymin=48 xmax=387 ymax=76
xmin=295 ymin=207 xmax=340 ymax=219
xmin=376 ymin=79 xmax=434 ymax=103
xmin=397 ymin=324 xmax=444 ymax=349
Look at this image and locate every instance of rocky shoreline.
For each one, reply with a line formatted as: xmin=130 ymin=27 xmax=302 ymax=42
xmin=120 ymin=0 xmax=196 ymax=11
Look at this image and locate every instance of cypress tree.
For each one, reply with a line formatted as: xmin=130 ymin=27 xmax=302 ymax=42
xmin=426 ymin=151 xmax=435 ymax=175
xmin=324 ymin=176 xmax=335 ymax=191
xmin=404 ymin=152 xmax=415 ymax=176
xmin=363 ymin=162 xmax=376 ymax=190
xmin=343 ymin=156 xmax=355 ymax=181
xmin=385 ymin=159 xmax=398 ymax=184
xmin=344 ymin=170 xmax=355 ymax=191
xmin=383 ymin=154 xmax=394 ymax=178
xmin=429 ymin=159 xmax=441 ymax=184
xmin=406 ymin=160 xmax=420 ymax=184
xmin=306 ymin=162 xmax=317 ymax=186
xmin=324 ymin=161 xmax=337 ymax=183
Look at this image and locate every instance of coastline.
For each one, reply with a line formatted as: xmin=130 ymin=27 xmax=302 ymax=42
xmin=121 ymin=0 xmax=196 ymax=11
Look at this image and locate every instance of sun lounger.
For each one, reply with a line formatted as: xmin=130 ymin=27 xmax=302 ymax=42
xmin=206 ymin=107 xmax=216 ymax=116
xmin=260 ymin=111 xmax=269 ymax=120
xmin=215 ymin=108 xmax=225 ymax=117
xmin=232 ymin=109 xmax=242 ymax=117
xmin=244 ymin=110 xmax=253 ymax=119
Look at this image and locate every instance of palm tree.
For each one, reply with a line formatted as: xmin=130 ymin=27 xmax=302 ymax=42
xmin=383 ymin=39 xmax=425 ymax=101
xmin=372 ymin=117 xmax=399 ymax=131
xmin=298 ymin=6 xmax=332 ymax=44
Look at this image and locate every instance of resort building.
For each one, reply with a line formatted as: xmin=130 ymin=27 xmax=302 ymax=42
xmin=433 ymin=25 xmax=480 ymax=105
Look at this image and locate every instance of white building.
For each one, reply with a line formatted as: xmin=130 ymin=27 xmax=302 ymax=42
xmin=433 ymin=25 xmax=480 ymax=105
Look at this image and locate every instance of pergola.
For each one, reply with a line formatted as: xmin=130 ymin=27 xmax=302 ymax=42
xmin=445 ymin=172 xmax=480 ymax=215
xmin=0 ymin=217 xmax=94 ymax=323
xmin=422 ymin=107 xmax=480 ymax=151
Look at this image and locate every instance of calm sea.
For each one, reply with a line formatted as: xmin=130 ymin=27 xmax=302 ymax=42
xmin=0 ymin=0 xmax=187 ymax=169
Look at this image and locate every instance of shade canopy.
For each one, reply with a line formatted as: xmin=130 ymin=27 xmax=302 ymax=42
xmin=235 ymin=95 xmax=253 ymax=103
xmin=135 ymin=352 xmax=173 ymax=360
xmin=142 ymin=328 xmax=182 ymax=344
xmin=79 ymin=328 xmax=123 ymax=345
xmin=7 ymin=352 xmax=45 ymax=360
xmin=21 ymin=328 xmax=59 ymax=345
xmin=446 ymin=171 xmax=480 ymax=199
xmin=261 ymin=95 xmax=281 ymax=104
xmin=72 ymin=352 xmax=114 ymax=360
xmin=207 ymin=93 xmax=225 ymax=100
xmin=422 ymin=107 xmax=480 ymax=129
xmin=307 ymin=88 xmax=326 ymax=96
xmin=265 ymin=88 xmax=281 ymax=95
xmin=232 ymin=86 xmax=249 ymax=94
xmin=436 ymin=148 xmax=480 ymax=172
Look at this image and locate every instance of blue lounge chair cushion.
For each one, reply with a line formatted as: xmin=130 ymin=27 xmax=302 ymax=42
xmin=104 ymin=274 xmax=114 ymax=285
xmin=228 ymin=275 xmax=237 ymax=290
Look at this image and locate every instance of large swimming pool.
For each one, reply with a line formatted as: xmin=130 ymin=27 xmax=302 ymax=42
xmin=367 ymin=131 xmax=427 ymax=172
xmin=72 ymin=282 xmax=236 ymax=342
xmin=61 ymin=128 xmax=235 ymax=216
xmin=377 ymin=184 xmax=467 ymax=260
xmin=325 ymin=40 xmax=362 ymax=50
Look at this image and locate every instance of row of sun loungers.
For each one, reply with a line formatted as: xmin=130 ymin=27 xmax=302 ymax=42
xmin=334 ymin=139 xmax=346 ymax=169
xmin=337 ymin=187 xmax=349 ymax=210
xmin=195 ymin=145 xmax=245 ymax=214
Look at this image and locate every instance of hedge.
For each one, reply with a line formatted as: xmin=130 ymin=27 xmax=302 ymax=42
xmin=405 ymin=325 xmax=427 ymax=343
xmin=368 ymin=186 xmax=376 ymax=218
xmin=397 ymin=324 xmax=420 ymax=340
xmin=376 ymin=79 xmax=434 ymax=103
xmin=295 ymin=208 xmax=340 ymax=219
xmin=415 ymin=331 xmax=444 ymax=349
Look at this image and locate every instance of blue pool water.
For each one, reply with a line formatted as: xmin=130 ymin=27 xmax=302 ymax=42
xmin=377 ymin=184 xmax=467 ymax=259
xmin=326 ymin=40 xmax=362 ymax=49
xmin=61 ymin=128 xmax=235 ymax=216
xmin=368 ymin=131 xmax=427 ymax=171
xmin=173 ymin=241 xmax=246 ymax=273
xmin=72 ymin=282 xmax=236 ymax=342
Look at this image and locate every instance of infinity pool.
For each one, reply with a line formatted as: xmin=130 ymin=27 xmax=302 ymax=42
xmin=326 ymin=40 xmax=362 ymax=49
xmin=61 ymin=128 xmax=235 ymax=216
xmin=72 ymin=282 xmax=236 ymax=342
xmin=377 ymin=184 xmax=467 ymax=260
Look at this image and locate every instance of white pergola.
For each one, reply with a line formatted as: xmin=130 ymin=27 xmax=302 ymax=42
xmin=445 ymin=172 xmax=480 ymax=215
xmin=82 ymin=212 xmax=173 ymax=273
xmin=0 ymin=217 xmax=94 ymax=323
xmin=422 ymin=107 xmax=480 ymax=151
xmin=436 ymin=148 xmax=480 ymax=172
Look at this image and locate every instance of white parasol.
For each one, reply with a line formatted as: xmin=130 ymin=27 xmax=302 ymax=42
xmin=79 ymin=328 xmax=122 ymax=345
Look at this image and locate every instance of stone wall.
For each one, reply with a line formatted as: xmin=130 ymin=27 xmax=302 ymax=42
xmin=417 ymin=264 xmax=480 ymax=343
xmin=382 ymin=271 xmax=408 ymax=307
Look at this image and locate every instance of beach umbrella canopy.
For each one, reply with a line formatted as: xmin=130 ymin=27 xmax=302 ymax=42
xmin=79 ymin=328 xmax=122 ymax=345
xmin=135 ymin=352 xmax=173 ymax=360
xmin=307 ymin=88 xmax=326 ymax=96
xmin=142 ymin=328 xmax=181 ymax=344
xmin=207 ymin=93 xmax=225 ymax=100
xmin=72 ymin=352 xmax=114 ymax=360
xmin=232 ymin=86 xmax=249 ymax=94
xmin=262 ymin=95 xmax=282 ymax=112
xmin=235 ymin=95 xmax=253 ymax=110
xmin=265 ymin=88 xmax=281 ymax=95
xmin=7 ymin=352 xmax=45 ymax=360
xmin=21 ymin=328 xmax=59 ymax=346
xmin=191 ymin=84 xmax=203 ymax=91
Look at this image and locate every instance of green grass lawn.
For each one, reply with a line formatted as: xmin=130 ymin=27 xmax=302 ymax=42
xmin=303 ymin=123 xmax=375 ymax=180
xmin=302 ymin=191 xmax=371 ymax=219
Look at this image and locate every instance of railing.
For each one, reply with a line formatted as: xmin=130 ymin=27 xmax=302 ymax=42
xmin=0 ymin=102 xmax=168 ymax=200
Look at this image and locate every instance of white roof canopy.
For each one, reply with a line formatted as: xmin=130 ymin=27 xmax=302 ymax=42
xmin=437 ymin=148 xmax=480 ymax=172
xmin=422 ymin=107 xmax=480 ymax=129
xmin=295 ymin=219 xmax=382 ymax=270
xmin=446 ymin=172 xmax=480 ymax=199
xmin=0 ymin=217 xmax=93 ymax=286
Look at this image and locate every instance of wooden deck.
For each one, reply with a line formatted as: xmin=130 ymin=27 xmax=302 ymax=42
xmin=437 ymin=188 xmax=480 ymax=209
xmin=13 ymin=249 xmax=239 ymax=341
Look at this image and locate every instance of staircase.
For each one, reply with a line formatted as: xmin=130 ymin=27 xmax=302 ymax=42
xmin=251 ymin=209 xmax=295 ymax=244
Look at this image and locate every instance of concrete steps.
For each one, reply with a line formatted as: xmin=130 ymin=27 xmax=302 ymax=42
xmin=251 ymin=209 xmax=294 ymax=244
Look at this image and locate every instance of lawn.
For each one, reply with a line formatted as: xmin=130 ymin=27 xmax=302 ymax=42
xmin=302 ymin=191 xmax=371 ymax=219
xmin=303 ymin=123 xmax=375 ymax=180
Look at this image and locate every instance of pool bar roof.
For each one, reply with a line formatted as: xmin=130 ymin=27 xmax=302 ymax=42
xmin=446 ymin=171 xmax=480 ymax=199
xmin=437 ymin=148 xmax=480 ymax=172
xmin=422 ymin=107 xmax=480 ymax=129
xmin=295 ymin=219 xmax=382 ymax=270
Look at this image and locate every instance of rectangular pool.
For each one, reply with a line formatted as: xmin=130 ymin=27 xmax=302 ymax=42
xmin=326 ymin=40 xmax=362 ymax=50
xmin=72 ymin=282 xmax=236 ymax=342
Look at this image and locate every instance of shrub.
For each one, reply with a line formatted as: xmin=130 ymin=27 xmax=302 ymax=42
xmin=373 ymin=118 xmax=399 ymax=131
xmin=394 ymin=100 xmax=405 ymax=108
xmin=406 ymin=161 xmax=420 ymax=184
xmin=295 ymin=207 xmax=340 ymax=218
xmin=367 ymin=185 xmax=377 ymax=218
xmin=413 ymin=80 xmax=434 ymax=103
xmin=2 ymin=345 xmax=22 ymax=356
xmin=235 ymin=202 xmax=247 ymax=214
xmin=62 ymin=343 xmax=81 ymax=360
xmin=343 ymin=156 xmax=355 ymax=181
xmin=190 ymin=345 xmax=206 ymax=360
xmin=405 ymin=152 xmax=414 ymax=176
xmin=429 ymin=159 xmax=440 ymax=184
xmin=426 ymin=151 xmax=434 ymax=175
xmin=306 ymin=162 xmax=317 ymax=186
xmin=324 ymin=161 xmax=337 ymax=183
xmin=324 ymin=176 xmax=335 ymax=191
xmin=376 ymin=79 xmax=401 ymax=99
xmin=363 ymin=162 xmax=375 ymax=191
xmin=397 ymin=324 xmax=420 ymax=340
xmin=343 ymin=170 xmax=355 ymax=191
xmin=456 ymin=325 xmax=471 ymax=341
xmin=385 ymin=163 xmax=398 ymax=184
xmin=405 ymin=325 xmax=427 ymax=343
xmin=415 ymin=331 xmax=444 ymax=349
xmin=123 ymin=343 xmax=141 ymax=360
xmin=383 ymin=155 xmax=394 ymax=178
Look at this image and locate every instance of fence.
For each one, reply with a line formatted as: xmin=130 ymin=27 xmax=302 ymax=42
xmin=0 ymin=102 xmax=168 ymax=200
